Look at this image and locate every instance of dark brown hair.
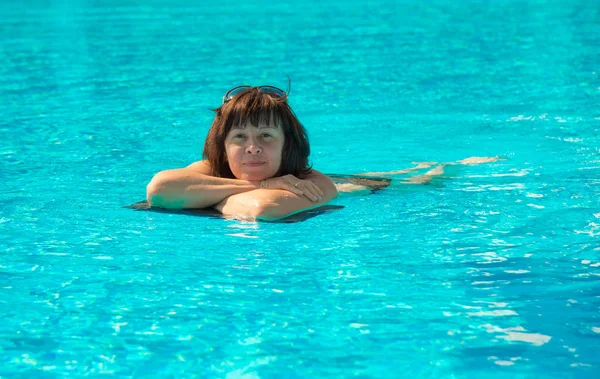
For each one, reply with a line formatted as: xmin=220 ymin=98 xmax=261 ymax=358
xmin=202 ymin=88 xmax=312 ymax=179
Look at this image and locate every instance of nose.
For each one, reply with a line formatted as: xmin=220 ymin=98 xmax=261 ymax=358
xmin=245 ymin=137 xmax=262 ymax=155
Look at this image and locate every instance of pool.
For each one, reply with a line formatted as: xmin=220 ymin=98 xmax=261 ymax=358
xmin=1 ymin=0 xmax=599 ymax=377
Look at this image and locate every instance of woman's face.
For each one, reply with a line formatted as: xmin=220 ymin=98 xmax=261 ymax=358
xmin=224 ymin=120 xmax=285 ymax=181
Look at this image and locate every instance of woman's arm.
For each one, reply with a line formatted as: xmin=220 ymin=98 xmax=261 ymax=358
xmin=214 ymin=170 xmax=338 ymax=220
xmin=146 ymin=160 xmax=260 ymax=209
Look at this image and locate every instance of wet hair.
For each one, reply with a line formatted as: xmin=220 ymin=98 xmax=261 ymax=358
xmin=202 ymin=87 xmax=312 ymax=179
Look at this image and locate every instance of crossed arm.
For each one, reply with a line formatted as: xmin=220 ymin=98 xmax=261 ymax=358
xmin=146 ymin=160 xmax=338 ymax=220
xmin=146 ymin=156 xmax=499 ymax=218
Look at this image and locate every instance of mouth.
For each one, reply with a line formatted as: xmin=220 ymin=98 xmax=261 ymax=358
xmin=244 ymin=161 xmax=266 ymax=167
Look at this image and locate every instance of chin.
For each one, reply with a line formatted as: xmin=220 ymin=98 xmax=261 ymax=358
xmin=231 ymin=166 xmax=279 ymax=182
xmin=231 ymin=165 xmax=279 ymax=182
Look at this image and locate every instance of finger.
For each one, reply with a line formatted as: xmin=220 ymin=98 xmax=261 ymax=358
xmin=302 ymin=183 xmax=321 ymax=202
xmin=288 ymin=184 xmax=304 ymax=196
xmin=309 ymin=181 xmax=324 ymax=196
xmin=317 ymin=185 xmax=324 ymax=197
xmin=283 ymin=181 xmax=303 ymax=195
xmin=284 ymin=175 xmax=299 ymax=186
xmin=308 ymin=182 xmax=323 ymax=199
xmin=304 ymin=190 xmax=318 ymax=202
xmin=294 ymin=183 xmax=317 ymax=202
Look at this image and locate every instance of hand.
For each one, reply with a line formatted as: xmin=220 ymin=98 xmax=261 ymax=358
xmin=263 ymin=174 xmax=323 ymax=202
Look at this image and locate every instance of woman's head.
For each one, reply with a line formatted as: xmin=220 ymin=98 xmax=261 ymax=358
xmin=203 ymin=86 xmax=311 ymax=181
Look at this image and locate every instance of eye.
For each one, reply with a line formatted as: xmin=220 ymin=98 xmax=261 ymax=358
xmin=261 ymin=133 xmax=272 ymax=139
xmin=233 ymin=133 xmax=246 ymax=140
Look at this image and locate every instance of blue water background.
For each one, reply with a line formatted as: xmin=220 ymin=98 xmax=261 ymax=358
xmin=1 ymin=0 xmax=599 ymax=377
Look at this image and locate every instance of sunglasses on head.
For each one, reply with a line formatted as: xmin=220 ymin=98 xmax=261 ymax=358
xmin=222 ymin=85 xmax=287 ymax=104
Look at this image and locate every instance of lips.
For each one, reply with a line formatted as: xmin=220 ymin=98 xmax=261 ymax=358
xmin=244 ymin=161 xmax=265 ymax=167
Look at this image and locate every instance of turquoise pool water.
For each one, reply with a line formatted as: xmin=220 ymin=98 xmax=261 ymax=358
xmin=1 ymin=0 xmax=599 ymax=377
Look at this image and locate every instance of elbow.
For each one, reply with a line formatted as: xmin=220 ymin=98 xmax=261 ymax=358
xmin=146 ymin=182 xmax=158 ymax=206
xmin=146 ymin=174 xmax=162 ymax=206
xmin=146 ymin=172 xmax=175 ymax=208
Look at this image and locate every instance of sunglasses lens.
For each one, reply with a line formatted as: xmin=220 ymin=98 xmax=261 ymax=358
xmin=258 ymin=86 xmax=285 ymax=98
xmin=223 ymin=86 xmax=251 ymax=103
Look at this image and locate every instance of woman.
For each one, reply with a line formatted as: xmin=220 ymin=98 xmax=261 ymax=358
xmin=146 ymin=85 xmax=338 ymax=220
xmin=146 ymin=84 xmax=500 ymax=220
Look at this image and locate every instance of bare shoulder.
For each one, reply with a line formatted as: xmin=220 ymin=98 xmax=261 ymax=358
xmin=185 ymin=160 xmax=212 ymax=175
xmin=306 ymin=169 xmax=333 ymax=183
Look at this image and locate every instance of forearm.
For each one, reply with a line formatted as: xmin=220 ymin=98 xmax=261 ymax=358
xmin=214 ymin=189 xmax=315 ymax=220
xmin=214 ymin=172 xmax=338 ymax=220
xmin=146 ymin=169 xmax=259 ymax=209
